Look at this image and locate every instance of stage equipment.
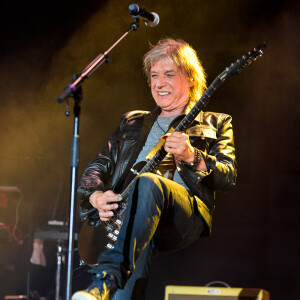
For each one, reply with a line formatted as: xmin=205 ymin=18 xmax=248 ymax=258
xmin=165 ymin=285 xmax=270 ymax=300
xmin=33 ymin=229 xmax=78 ymax=300
xmin=0 ymin=186 xmax=22 ymax=243
xmin=56 ymin=4 xmax=158 ymax=299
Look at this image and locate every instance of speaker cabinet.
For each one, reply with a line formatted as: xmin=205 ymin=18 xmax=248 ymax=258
xmin=165 ymin=286 xmax=270 ymax=300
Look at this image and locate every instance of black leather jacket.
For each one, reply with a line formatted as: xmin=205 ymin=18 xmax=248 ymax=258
xmin=78 ymin=106 xmax=237 ymax=236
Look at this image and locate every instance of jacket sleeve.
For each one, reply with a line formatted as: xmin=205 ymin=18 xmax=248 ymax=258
xmin=77 ymin=125 xmax=120 ymax=224
xmin=179 ymin=114 xmax=237 ymax=192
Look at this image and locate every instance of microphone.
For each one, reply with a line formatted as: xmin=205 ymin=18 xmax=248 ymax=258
xmin=129 ymin=4 xmax=159 ymax=27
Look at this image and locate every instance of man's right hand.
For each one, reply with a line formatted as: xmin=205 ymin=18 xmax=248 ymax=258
xmin=89 ymin=190 xmax=121 ymax=222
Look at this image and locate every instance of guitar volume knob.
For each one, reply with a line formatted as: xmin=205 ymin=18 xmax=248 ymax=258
xmin=106 ymin=243 xmax=114 ymax=250
xmin=105 ymin=224 xmax=114 ymax=232
xmin=107 ymin=232 xmax=118 ymax=241
xmin=115 ymin=219 xmax=123 ymax=226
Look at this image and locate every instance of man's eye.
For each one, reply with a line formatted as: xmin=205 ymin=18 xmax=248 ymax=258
xmin=166 ymin=73 xmax=175 ymax=77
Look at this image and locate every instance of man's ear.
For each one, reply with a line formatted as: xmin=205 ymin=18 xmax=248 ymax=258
xmin=189 ymin=78 xmax=194 ymax=87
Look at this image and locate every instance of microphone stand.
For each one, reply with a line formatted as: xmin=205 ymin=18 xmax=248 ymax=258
xmin=57 ymin=19 xmax=140 ymax=300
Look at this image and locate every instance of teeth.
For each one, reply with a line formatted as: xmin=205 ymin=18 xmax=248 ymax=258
xmin=158 ymin=92 xmax=169 ymax=95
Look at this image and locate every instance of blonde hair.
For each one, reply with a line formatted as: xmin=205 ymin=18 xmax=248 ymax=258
xmin=143 ymin=38 xmax=207 ymax=109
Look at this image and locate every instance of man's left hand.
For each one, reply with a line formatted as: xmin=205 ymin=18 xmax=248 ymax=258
xmin=162 ymin=132 xmax=194 ymax=163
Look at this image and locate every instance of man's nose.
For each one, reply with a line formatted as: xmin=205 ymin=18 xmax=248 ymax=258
xmin=156 ymin=76 xmax=166 ymax=87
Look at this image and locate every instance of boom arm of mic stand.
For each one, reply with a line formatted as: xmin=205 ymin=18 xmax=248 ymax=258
xmin=57 ymin=19 xmax=140 ymax=103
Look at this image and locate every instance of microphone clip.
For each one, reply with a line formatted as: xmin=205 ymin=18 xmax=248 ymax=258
xmin=130 ymin=18 xmax=140 ymax=31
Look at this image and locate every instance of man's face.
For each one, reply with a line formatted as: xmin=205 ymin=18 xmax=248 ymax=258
xmin=150 ymin=57 xmax=193 ymax=115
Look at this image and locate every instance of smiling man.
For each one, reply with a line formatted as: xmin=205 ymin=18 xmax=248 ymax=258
xmin=72 ymin=38 xmax=237 ymax=300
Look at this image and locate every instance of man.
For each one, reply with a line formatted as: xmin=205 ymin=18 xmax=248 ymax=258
xmin=72 ymin=38 xmax=237 ymax=300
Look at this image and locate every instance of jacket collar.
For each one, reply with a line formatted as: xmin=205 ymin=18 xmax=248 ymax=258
xmin=152 ymin=105 xmax=203 ymax=124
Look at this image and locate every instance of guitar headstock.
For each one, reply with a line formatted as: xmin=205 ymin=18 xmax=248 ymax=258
xmin=225 ymin=42 xmax=266 ymax=78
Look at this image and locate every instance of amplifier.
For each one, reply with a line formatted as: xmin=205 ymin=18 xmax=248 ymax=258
xmin=165 ymin=286 xmax=270 ymax=300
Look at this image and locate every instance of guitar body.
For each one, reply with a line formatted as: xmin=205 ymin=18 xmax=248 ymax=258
xmin=78 ymin=219 xmax=110 ymax=266
xmin=78 ymin=161 xmax=147 ymax=265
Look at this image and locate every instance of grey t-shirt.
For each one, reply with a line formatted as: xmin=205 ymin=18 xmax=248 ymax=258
xmin=134 ymin=116 xmax=188 ymax=190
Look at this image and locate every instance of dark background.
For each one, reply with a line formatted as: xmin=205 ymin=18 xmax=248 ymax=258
xmin=0 ymin=0 xmax=299 ymax=299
